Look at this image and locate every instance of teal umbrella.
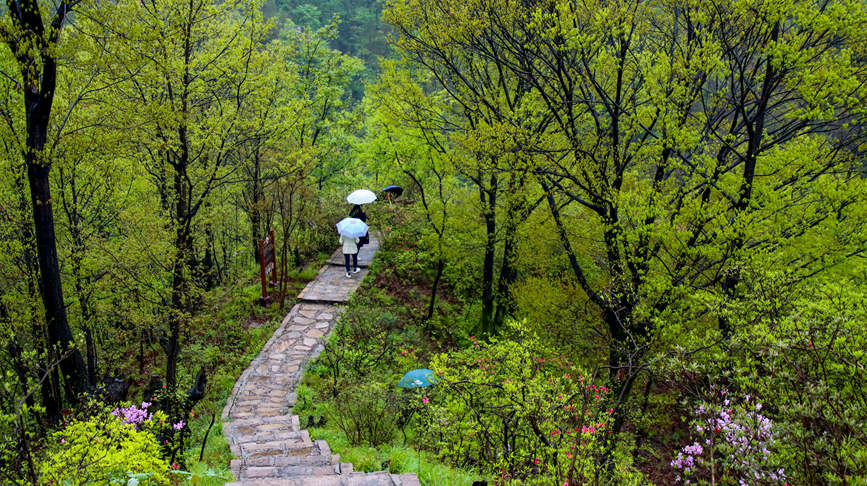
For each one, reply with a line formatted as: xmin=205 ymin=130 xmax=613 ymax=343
xmin=398 ymin=369 xmax=437 ymax=388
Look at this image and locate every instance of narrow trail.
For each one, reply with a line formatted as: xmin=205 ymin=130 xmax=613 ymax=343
xmin=223 ymin=237 xmax=421 ymax=486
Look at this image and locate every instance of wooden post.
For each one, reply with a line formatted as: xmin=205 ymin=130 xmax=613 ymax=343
xmin=258 ymin=237 xmax=268 ymax=304
xmin=268 ymin=230 xmax=278 ymax=286
xmin=258 ymin=230 xmax=276 ymax=305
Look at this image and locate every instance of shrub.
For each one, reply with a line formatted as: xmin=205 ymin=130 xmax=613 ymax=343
xmin=332 ymin=384 xmax=400 ymax=446
xmin=39 ymin=409 xmax=170 ymax=485
xmin=317 ymin=307 xmax=398 ymax=397
xmin=671 ymin=389 xmax=786 ymax=485
xmin=420 ymin=322 xmax=645 ymax=485
xmin=730 ymin=283 xmax=867 ymax=485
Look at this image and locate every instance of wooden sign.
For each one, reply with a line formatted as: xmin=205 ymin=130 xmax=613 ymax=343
xmin=258 ymin=230 xmax=276 ymax=303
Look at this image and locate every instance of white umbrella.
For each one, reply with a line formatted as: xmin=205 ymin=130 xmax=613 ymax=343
xmin=346 ymin=189 xmax=377 ymax=205
xmin=336 ymin=217 xmax=369 ymax=238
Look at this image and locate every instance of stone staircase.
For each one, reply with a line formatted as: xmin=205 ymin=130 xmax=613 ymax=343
xmin=223 ymin=237 xmax=420 ymax=486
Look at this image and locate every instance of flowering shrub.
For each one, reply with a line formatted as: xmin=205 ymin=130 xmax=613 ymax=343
xmin=420 ymin=323 xmax=644 ymax=485
xmin=112 ymin=401 xmax=155 ymax=429
xmin=144 ymin=388 xmax=193 ymax=465
xmin=672 ymin=390 xmax=785 ymax=485
xmin=731 ymin=288 xmax=867 ymax=484
xmin=39 ymin=409 xmax=170 ymax=485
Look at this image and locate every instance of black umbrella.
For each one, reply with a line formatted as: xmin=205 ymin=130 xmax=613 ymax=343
xmin=383 ymin=185 xmax=403 ymax=200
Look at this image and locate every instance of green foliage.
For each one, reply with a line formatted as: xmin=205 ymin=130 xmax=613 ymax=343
xmin=265 ymin=0 xmax=391 ymax=98
xmin=166 ymin=461 xmax=233 ymax=486
xmin=332 ymin=383 xmax=400 ymax=446
xmin=310 ymin=426 xmax=484 ymax=484
xmin=39 ymin=411 xmax=170 ymax=485
xmin=731 ymin=280 xmax=867 ymax=484
xmin=422 ymin=322 xmax=644 ymax=484
xmin=315 ymin=304 xmax=399 ymax=397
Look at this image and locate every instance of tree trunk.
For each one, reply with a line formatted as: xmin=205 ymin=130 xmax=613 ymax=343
xmin=77 ymin=283 xmax=97 ymax=387
xmin=26 ymin=138 xmax=89 ymax=404
xmin=13 ymin=168 xmax=57 ymax=419
xmin=250 ymin=148 xmax=263 ymax=264
xmin=251 ymin=211 xmax=261 ymax=264
xmin=426 ymin=258 xmax=445 ymax=320
xmin=166 ymin=233 xmax=187 ymax=390
xmin=479 ymin=174 xmax=497 ymax=335
xmin=166 ymin=164 xmax=191 ymax=390
xmin=82 ymin=321 xmax=97 ymax=387
xmin=70 ymin=227 xmax=98 ymax=388
xmin=9 ymin=0 xmax=90 ymax=407
xmin=493 ymin=218 xmax=518 ymax=330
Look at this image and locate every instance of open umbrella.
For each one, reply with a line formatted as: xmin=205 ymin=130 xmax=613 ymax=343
xmin=336 ymin=217 xmax=369 ymax=238
xmin=346 ymin=189 xmax=377 ymax=205
xmin=383 ymin=185 xmax=403 ymax=199
xmin=397 ymin=369 xmax=437 ymax=388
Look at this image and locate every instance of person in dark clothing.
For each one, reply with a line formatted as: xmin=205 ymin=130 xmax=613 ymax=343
xmin=349 ymin=204 xmax=369 ymax=248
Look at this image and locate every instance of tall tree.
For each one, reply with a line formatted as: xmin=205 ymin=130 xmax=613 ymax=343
xmin=384 ymin=3 xmax=553 ymax=335
xmin=110 ymin=0 xmax=272 ymax=389
xmin=1 ymin=0 xmax=89 ymax=407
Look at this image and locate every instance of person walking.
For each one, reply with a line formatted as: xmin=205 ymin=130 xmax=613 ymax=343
xmin=340 ymin=234 xmax=360 ymax=277
xmin=349 ymin=204 xmax=369 ymax=249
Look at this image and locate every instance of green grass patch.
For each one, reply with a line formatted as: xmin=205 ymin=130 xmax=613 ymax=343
xmin=308 ymin=426 xmax=484 ymax=486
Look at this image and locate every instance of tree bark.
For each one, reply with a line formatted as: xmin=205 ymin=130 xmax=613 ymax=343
xmin=6 ymin=0 xmax=90 ymax=410
xmin=493 ymin=183 xmax=525 ymax=330
xmin=166 ymin=163 xmax=191 ymax=390
xmin=479 ymin=173 xmax=497 ymax=336
xmin=166 ymin=233 xmax=187 ymax=390
xmin=426 ymin=259 xmax=445 ymax=320
xmin=26 ymin=126 xmax=89 ymax=402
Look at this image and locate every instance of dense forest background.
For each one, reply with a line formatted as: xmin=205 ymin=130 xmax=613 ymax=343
xmin=1 ymin=0 xmax=865 ymax=484
xmin=264 ymin=0 xmax=390 ymax=98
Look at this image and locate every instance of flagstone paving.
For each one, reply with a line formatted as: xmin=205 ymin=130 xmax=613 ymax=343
xmin=325 ymin=236 xmax=380 ymax=268
xmin=223 ymin=237 xmax=419 ymax=486
xmin=296 ymin=266 xmax=371 ymax=303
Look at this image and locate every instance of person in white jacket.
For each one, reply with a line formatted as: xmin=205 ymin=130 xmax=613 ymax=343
xmin=339 ymin=234 xmax=360 ymax=278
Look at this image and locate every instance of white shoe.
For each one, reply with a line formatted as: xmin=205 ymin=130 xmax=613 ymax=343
xmin=345 ymin=272 xmax=352 ymax=278
xmin=353 ymin=267 xmax=361 ymax=273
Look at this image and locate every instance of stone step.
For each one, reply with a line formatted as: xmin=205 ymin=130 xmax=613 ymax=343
xmin=222 ymin=239 xmax=418 ymax=486
xmin=239 ymin=464 xmax=340 ymax=479
xmin=239 ymin=437 xmax=317 ymax=460
xmin=236 ymin=430 xmax=313 ymax=446
xmin=226 ymin=420 xmax=301 ymax=440
xmin=227 ymin=414 xmax=301 ymax=429
xmin=230 ymin=439 xmax=332 ymax=476
xmin=241 ymin=452 xmax=335 ymax=468
xmin=226 ymin=470 xmax=412 ymax=486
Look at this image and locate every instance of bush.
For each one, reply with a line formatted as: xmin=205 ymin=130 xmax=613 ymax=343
xmin=730 ymin=283 xmax=867 ymax=485
xmin=316 ymin=306 xmax=398 ymax=397
xmin=659 ymin=277 xmax=867 ymax=485
xmin=670 ymin=390 xmax=787 ymax=485
xmin=332 ymin=384 xmax=400 ymax=446
xmin=39 ymin=409 xmax=170 ymax=485
xmin=420 ymin=321 xmax=645 ymax=485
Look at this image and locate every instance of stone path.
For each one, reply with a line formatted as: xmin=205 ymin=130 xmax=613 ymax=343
xmin=223 ymin=237 xmax=420 ymax=486
xmin=325 ymin=237 xmax=380 ymax=268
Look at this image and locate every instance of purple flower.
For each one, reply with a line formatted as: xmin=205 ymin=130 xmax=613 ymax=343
xmin=172 ymin=421 xmax=185 ymax=430
xmin=111 ymin=404 xmax=153 ymax=429
xmin=672 ymin=392 xmax=784 ymax=484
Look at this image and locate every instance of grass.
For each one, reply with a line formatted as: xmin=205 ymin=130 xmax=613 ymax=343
xmin=308 ymin=426 xmax=484 ymax=486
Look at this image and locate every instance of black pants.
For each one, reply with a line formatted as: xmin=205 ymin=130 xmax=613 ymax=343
xmin=344 ymin=253 xmax=358 ymax=273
